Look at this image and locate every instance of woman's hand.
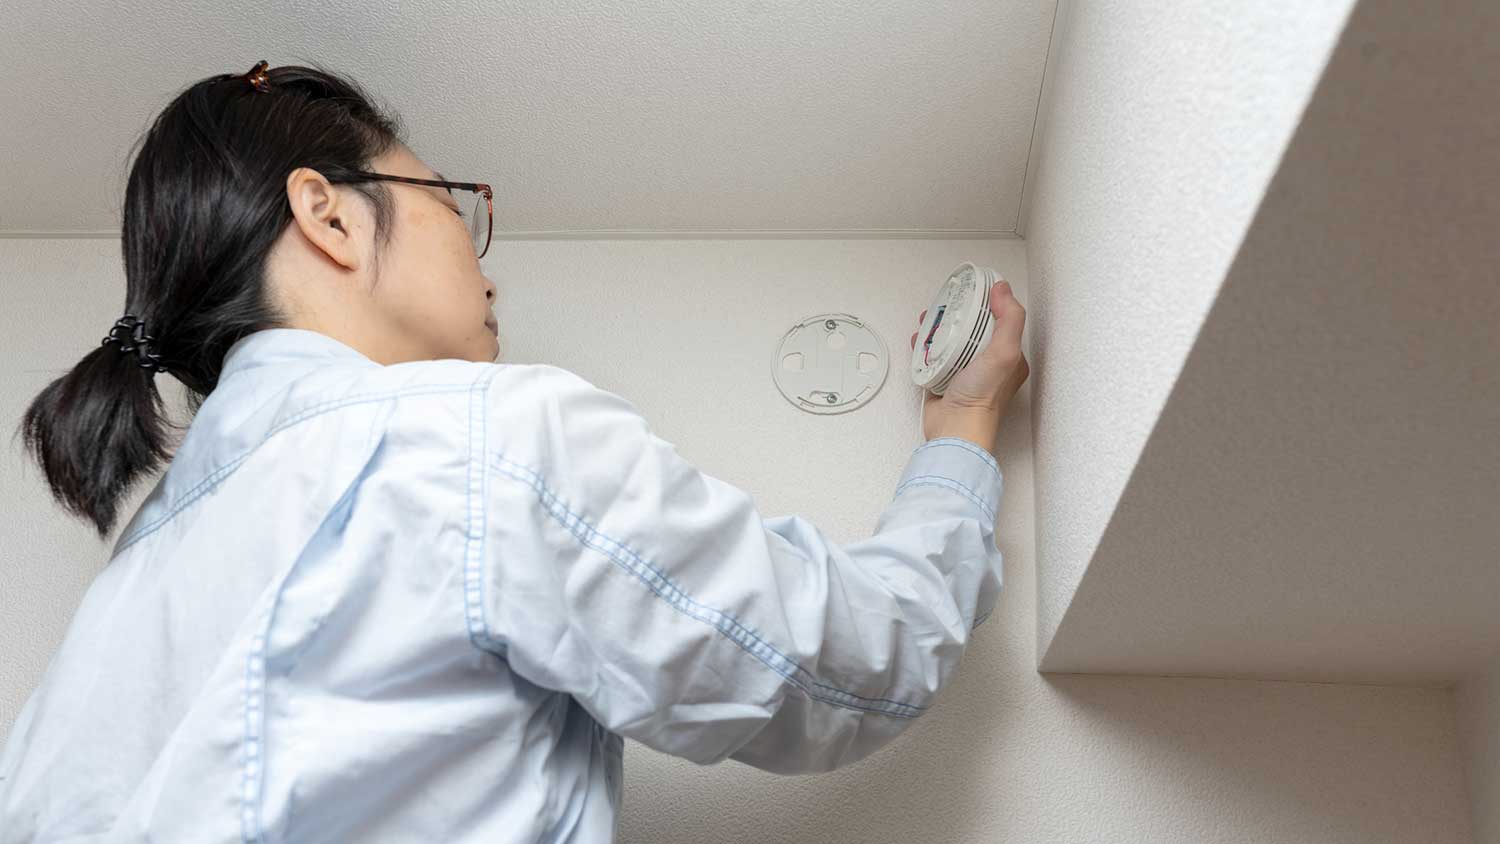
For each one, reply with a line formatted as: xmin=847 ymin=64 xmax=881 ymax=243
xmin=909 ymin=279 xmax=1030 ymax=451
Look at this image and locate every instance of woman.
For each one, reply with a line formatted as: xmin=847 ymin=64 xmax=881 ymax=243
xmin=1 ymin=61 xmax=1029 ymax=842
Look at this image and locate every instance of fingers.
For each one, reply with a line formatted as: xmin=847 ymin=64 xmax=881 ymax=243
xmin=908 ymin=284 xmax=1023 ymax=355
xmin=989 ymin=279 xmax=1025 ymax=349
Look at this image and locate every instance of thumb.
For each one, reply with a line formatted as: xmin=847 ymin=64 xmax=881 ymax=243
xmin=987 ymin=279 xmax=1024 ymax=351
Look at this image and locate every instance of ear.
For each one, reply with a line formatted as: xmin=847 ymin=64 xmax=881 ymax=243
xmin=285 ymin=167 xmax=365 ymax=272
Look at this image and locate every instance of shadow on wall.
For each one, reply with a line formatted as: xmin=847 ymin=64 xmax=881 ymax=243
xmin=616 ymin=663 xmax=1468 ymax=843
xmin=1042 ymin=674 xmax=1471 ymax=842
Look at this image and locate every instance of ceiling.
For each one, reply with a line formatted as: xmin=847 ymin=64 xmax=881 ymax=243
xmin=0 ymin=0 xmax=1057 ymax=239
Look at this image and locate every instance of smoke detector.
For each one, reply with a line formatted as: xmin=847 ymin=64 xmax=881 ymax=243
xmin=910 ymin=262 xmax=1001 ymax=396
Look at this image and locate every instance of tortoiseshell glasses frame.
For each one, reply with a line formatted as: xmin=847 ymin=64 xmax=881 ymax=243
xmin=326 ymin=171 xmax=494 ymax=259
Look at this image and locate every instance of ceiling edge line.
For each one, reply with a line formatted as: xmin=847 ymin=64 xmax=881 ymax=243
xmin=1015 ymin=0 xmax=1063 ymax=238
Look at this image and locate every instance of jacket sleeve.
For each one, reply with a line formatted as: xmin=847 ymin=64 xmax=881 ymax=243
xmin=470 ymin=363 xmax=1004 ymax=774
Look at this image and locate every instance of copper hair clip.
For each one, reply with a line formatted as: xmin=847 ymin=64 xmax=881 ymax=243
xmin=242 ymin=60 xmax=271 ymax=93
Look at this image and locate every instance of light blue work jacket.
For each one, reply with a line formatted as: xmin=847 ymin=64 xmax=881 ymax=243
xmin=0 ymin=327 xmax=1004 ymax=842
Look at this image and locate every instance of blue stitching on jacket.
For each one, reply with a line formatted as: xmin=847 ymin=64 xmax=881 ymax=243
xmin=240 ymin=576 xmax=283 ymax=842
xmin=240 ymin=620 xmax=265 ymax=843
xmin=892 ymin=475 xmax=996 ymax=522
xmin=238 ymin=425 xmax=389 ymax=843
xmin=116 ymin=385 xmax=472 ymax=553
xmin=485 ymin=453 xmax=928 ymax=718
xmin=913 ymin=437 xmax=1002 ymax=483
xmin=463 ymin=372 xmax=508 ymax=656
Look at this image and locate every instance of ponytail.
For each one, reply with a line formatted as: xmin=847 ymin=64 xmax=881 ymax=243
xmin=20 ymin=343 xmax=176 ymax=539
xmin=16 ymin=60 xmax=406 ymax=538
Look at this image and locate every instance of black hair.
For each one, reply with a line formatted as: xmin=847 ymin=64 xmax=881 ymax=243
xmin=17 ymin=60 xmax=408 ymax=539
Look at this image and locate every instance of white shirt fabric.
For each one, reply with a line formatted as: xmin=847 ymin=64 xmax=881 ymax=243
xmin=0 ymin=327 xmax=1005 ymax=842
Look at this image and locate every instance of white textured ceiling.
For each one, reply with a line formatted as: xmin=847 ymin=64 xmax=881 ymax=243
xmin=0 ymin=0 xmax=1056 ymax=238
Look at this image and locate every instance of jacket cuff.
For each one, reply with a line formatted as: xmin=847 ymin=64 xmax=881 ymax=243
xmin=893 ymin=437 xmax=1003 ymax=524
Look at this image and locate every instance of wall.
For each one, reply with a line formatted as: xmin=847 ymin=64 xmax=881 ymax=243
xmin=1459 ymin=656 xmax=1500 ymax=843
xmin=1034 ymin=0 xmax=1500 ymax=685
xmin=1018 ymin=0 xmax=1356 ymax=662
xmin=0 ymin=236 xmax=1474 ymax=841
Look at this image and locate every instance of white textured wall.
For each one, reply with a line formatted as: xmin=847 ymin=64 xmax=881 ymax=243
xmin=0 ymin=243 xmax=186 ymax=713
xmin=1019 ymin=0 xmax=1355 ymax=661
xmin=1 ymin=237 xmax=1474 ymax=841
xmin=1035 ymin=0 xmax=1500 ymax=685
xmin=1459 ymin=657 xmax=1500 ymax=843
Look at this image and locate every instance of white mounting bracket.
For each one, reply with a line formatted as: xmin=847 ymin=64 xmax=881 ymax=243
xmin=772 ymin=312 xmax=889 ymax=415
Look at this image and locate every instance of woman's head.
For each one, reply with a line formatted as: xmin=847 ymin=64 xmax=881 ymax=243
xmin=269 ymin=141 xmax=500 ymax=366
xmin=19 ymin=60 xmax=498 ymax=538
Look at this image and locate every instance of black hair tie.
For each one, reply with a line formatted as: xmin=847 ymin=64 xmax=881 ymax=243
xmin=101 ymin=315 xmax=169 ymax=374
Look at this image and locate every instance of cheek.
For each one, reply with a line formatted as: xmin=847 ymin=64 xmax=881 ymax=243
xmin=402 ymin=204 xmax=469 ymax=255
xmin=389 ymin=210 xmax=481 ymax=321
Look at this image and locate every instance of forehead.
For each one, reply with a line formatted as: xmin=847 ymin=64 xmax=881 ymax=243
xmin=384 ymin=144 xmax=447 ymax=185
xmin=380 ymin=150 xmax=456 ymax=209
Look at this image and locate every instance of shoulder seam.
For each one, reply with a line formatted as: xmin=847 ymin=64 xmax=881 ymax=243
xmin=115 ymin=383 xmax=473 ymax=553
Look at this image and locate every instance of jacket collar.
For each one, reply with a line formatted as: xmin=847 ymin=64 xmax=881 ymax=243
xmin=112 ymin=328 xmax=380 ymax=552
xmin=218 ymin=328 xmax=379 ymax=381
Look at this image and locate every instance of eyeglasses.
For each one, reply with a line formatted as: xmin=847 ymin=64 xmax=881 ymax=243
xmin=326 ymin=170 xmax=494 ymax=259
